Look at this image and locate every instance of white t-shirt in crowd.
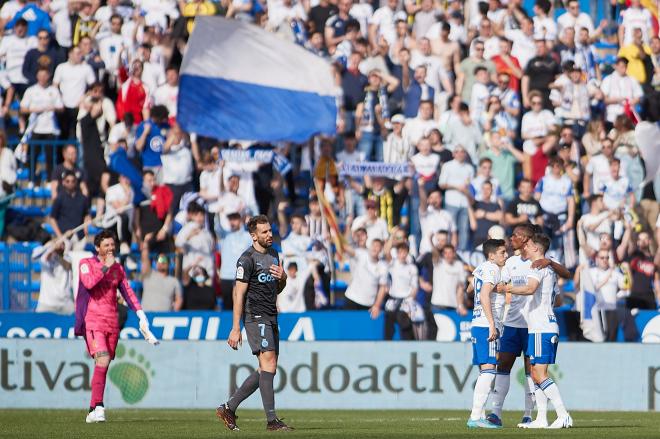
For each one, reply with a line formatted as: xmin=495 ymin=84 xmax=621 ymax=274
xmin=351 ymin=215 xmax=389 ymax=244
xmin=601 ymin=71 xmax=643 ymax=123
xmin=533 ymin=16 xmax=558 ymax=41
xmin=53 ymin=62 xmax=96 ymax=108
xmin=0 ymin=35 xmax=37 ymax=84
xmin=104 ymin=183 xmax=133 ymax=222
xmin=216 ymin=191 xmax=246 ymax=232
xmin=175 ymin=221 xmax=215 ymax=275
xmin=585 ymin=154 xmax=612 ymax=194
xmin=557 ymin=11 xmax=594 ymax=37
xmin=505 ymin=28 xmax=536 ymax=69
xmin=20 ymin=84 xmax=63 ymax=135
xmin=389 ymin=259 xmax=419 ymax=299
xmin=199 ymin=167 xmax=222 ymax=212
xmin=535 ymin=173 xmax=573 ymax=214
xmin=35 ymin=251 xmax=73 ymax=312
xmin=419 ymin=207 xmax=456 ymax=255
xmin=344 ymin=248 xmax=388 ymax=306
xmin=161 ymin=143 xmax=193 ymax=185
xmin=586 ymin=267 xmax=625 ymax=311
xmin=411 ymin=152 xmax=440 ymax=179
xmin=370 ymin=5 xmax=398 ymax=44
xmin=599 ymin=175 xmax=632 ymax=210
xmin=278 ymin=274 xmax=306 ymax=313
xmin=402 ymin=117 xmax=437 ymax=147
xmin=431 ymin=258 xmax=466 ymax=307
xmin=98 ymin=34 xmax=125 ymax=74
xmin=470 ymin=82 xmax=490 ymax=121
xmin=153 ymin=83 xmax=179 ymax=117
xmin=521 ymin=109 xmax=556 ymax=139
xmin=438 ymin=159 xmax=475 ymax=208
xmin=620 ymin=7 xmax=653 ymax=45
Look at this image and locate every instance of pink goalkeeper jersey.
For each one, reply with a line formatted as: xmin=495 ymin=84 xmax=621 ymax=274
xmin=79 ymin=257 xmax=141 ymax=332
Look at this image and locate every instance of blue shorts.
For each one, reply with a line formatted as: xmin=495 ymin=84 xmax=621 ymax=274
xmin=471 ymin=326 xmax=499 ymax=366
xmin=526 ymin=333 xmax=559 ymax=365
xmin=499 ymin=326 xmax=529 ymax=356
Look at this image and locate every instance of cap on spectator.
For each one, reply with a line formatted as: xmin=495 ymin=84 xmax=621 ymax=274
xmin=488 ymin=225 xmax=505 ymax=240
xmin=391 ymin=114 xmax=405 ymax=124
xmin=365 ymin=199 xmax=378 ymax=209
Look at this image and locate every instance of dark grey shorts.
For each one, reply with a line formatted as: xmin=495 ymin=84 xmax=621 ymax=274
xmin=244 ymin=316 xmax=279 ymax=356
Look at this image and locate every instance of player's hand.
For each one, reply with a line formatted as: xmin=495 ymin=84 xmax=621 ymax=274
xmin=137 ymin=310 xmax=160 ymax=345
xmin=103 ymin=252 xmax=116 ymax=268
xmin=496 ymin=282 xmax=506 ymax=293
xmin=531 ymin=258 xmax=551 ymax=270
xmin=269 ymin=261 xmax=286 ymax=281
xmin=457 ymin=304 xmax=467 ymax=316
xmin=369 ymin=305 xmax=381 ymax=319
xmin=488 ymin=325 xmax=498 ymax=342
xmin=227 ymin=328 xmax=242 ymax=350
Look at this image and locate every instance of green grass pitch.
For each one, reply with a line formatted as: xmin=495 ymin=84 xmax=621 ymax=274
xmin=1 ymin=409 xmax=659 ymax=438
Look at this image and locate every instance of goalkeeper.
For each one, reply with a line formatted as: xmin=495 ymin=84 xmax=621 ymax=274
xmin=74 ymin=229 xmax=158 ymax=423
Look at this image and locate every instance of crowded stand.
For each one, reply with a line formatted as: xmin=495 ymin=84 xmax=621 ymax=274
xmin=0 ymin=0 xmax=658 ymax=344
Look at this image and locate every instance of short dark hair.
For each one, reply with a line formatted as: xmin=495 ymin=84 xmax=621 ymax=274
xmin=110 ymin=13 xmax=123 ymax=24
xmin=143 ymin=169 xmax=155 ymax=178
xmin=536 ymin=0 xmax=552 ymax=14
xmin=514 ymin=223 xmax=540 ymax=238
xmin=150 ymin=105 xmax=169 ymax=121
xmin=247 ymin=214 xmax=270 ymax=234
xmin=346 ymin=19 xmax=360 ymax=33
xmin=287 ymin=261 xmax=298 ymax=270
xmin=459 ymin=102 xmax=469 ymax=113
xmin=15 ymin=18 xmax=27 ymax=27
xmin=187 ymin=202 xmax=205 ymax=215
xmin=62 ymin=169 xmax=77 ymax=180
xmin=473 ymin=66 xmax=487 ymax=75
xmin=94 ymin=229 xmax=117 ymax=248
xmin=531 ymin=233 xmax=551 ymax=253
xmin=588 ymin=193 xmax=603 ymax=205
xmin=479 ymin=157 xmax=492 ymax=166
xmin=610 ymin=157 xmax=621 ymax=166
xmin=483 ymin=239 xmax=506 ymax=258
xmin=290 ymin=213 xmax=305 ymax=222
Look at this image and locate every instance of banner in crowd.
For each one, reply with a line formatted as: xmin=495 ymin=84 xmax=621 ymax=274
xmin=219 ymin=149 xmax=292 ymax=175
xmin=314 ymin=179 xmax=348 ymax=260
xmin=339 ymin=162 xmax=413 ymax=178
xmin=1 ymin=339 xmax=659 ymax=410
xmin=2 ymin=310 xmax=659 ymax=343
xmin=178 ymin=17 xmax=336 ymax=142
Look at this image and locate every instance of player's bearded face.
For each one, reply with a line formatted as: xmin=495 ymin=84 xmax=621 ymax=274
xmin=255 ymin=224 xmax=273 ymax=248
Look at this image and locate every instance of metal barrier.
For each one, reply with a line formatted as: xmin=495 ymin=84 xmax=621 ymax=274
xmin=9 ymin=139 xmax=81 ymax=183
xmin=0 ymin=242 xmax=40 ymax=311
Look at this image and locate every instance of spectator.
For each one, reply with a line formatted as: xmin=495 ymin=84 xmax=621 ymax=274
xmin=48 ymin=170 xmax=90 ymax=242
xmin=53 ymin=46 xmax=96 ymax=139
xmin=78 ymin=35 xmax=105 ymax=81
xmin=418 ymin=182 xmax=457 ymax=254
xmin=600 ymin=158 xmax=635 ymax=212
xmin=116 ymin=59 xmax=150 ymax=124
xmin=135 ymin=170 xmax=174 ymax=253
xmin=0 ymin=133 xmax=17 ymax=200
xmin=50 ymin=144 xmax=88 ymax=199
xmin=182 ymin=0 xmax=216 ymax=35
xmin=97 ymin=14 xmax=125 ymax=88
xmin=140 ymin=245 xmax=183 ymax=312
xmin=175 ymin=201 xmax=215 ymax=276
xmin=182 ymin=265 xmax=216 ymax=310
xmin=522 ymin=39 xmax=560 ymax=109
xmin=410 ymin=136 xmax=439 ymax=187
xmin=135 ymin=104 xmax=170 ymax=177
xmin=427 ymin=244 xmax=467 ymax=315
xmin=355 ymin=69 xmax=398 ymax=161
xmin=216 ymin=166 xmax=248 ymax=233
xmin=457 ymin=38 xmax=496 ymax=104
xmin=78 ymin=91 xmax=110 ymax=207
xmin=77 ymin=82 xmax=117 ymax=144
xmin=325 ymin=0 xmax=354 ymax=55
xmin=153 ymin=66 xmax=179 ymax=121
xmin=482 ymin=131 xmax=524 ymax=201
xmin=505 ymin=15 xmax=536 ymax=70
xmin=281 ymin=213 xmax=312 ymax=270
xmin=137 ymin=43 xmax=166 ymax=96
xmin=551 ymin=65 xmax=598 ymax=137
xmin=557 ymin=0 xmax=594 ymax=38
xmin=469 ymin=157 xmax=502 ymax=204
xmin=277 ymin=262 xmax=307 ymax=312
xmin=382 ymin=114 xmax=412 ymax=163
xmin=468 ymin=180 xmax=503 ymax=246
xmin=626 ymin=231 xmax=660 ymax=310
xmin=343 ymin=238 xmax=389 ymax=311
xmin=584 ymin=137 xmax=616 ymax=198
xmin=103 ymin=174 xmax=134 ymax=253
xmin=19 ymin=67 xmax=63 ymax=180
xmin=576 ymin=194 xmax=614 ymax=265
xmin=34 ymin=240 xmax=73 ymax=314
xmin=402 ymin=99 xmax=436 ymax=147
xmin=521 ymin=90 xmax=557 ymax=185
xmin=22 ymin=29 xmax=63 ymax=86
xmin=161 ymin=123 xmax=194 ymax=211
xmin=351 ymin=198 xmax=389 ymax=244
xmin=443 ymin=103 xmax=481 ymax=164
xmin=618 ymin=0 xmax=653 ymax=47
xmin=309 ymin=0 xmax=338 ymax=35
xmin=0 ymin=18 xmax=36 ymax=129
xmin=403 ymin=64 xmax=434 ymax=119
xmin=505 ymin=178 xmax=543 ymax=228
xmin=575 ymin=27 xmax=601 ymax=82
xmin=439 ymin=145 xmax=474 ymax=252
xmin=535 ymin=157 xmax=575 ymax=262
xmin=378 ymin=242 xmax=419 ymax=340
xmin=469 ymin=66 xmax=492 ymax=122
xmin=601 ymin=57 xmax=643 ymax=126
xmin=481 ymin=95 xmax=517 ymax=138
xmin=411 ymin=37 xmax=452 ymax=111
xmin=428 ymin=22 xmax=461 ymax=74
xmin=618 ymin=27 xmax=652 ymax=85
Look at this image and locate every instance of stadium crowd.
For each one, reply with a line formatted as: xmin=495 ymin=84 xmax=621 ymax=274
xmin=0 ymin=0 xmax=658 ymax=341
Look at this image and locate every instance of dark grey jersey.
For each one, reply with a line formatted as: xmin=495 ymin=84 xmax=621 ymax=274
xmin=236 ymin=246 xmax=280 ymax=318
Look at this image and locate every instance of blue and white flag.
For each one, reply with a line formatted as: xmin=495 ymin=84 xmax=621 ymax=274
xmin=178 ymin=17 xmax=337 ymax=143
xmin=579 ymin=268 xmax=605 ymax=342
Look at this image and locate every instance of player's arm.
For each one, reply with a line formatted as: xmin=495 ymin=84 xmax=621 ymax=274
xmin=79 ymin=258 xmax=110 ymax=290
xmin=270 ymin=259 xmax=287 ymax=294
xmin=118 ymin=273 xmax=159 ymax=345
xmin=480 ymin=282 xmax=498 ymax=341
xmin=530 ymin=258 xmax=571 ymax=279
xmin=228 ymin=281 xmax=248 ymax=350
xmin=504 ymin=277 xmax=540 ymax=295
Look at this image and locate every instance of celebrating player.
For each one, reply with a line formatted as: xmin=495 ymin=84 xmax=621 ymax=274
xmin=467 ymin=239 xmax=507 ymax=429
xmin=500 ymin=232 xmax=573 ymax=429
xmin=74 ymin=230 xmax=159 ymax=423
xmin=487 ymin=224 xmax=570 ymax=428
xmin=216 ymin=215 xmax=293 ymax=432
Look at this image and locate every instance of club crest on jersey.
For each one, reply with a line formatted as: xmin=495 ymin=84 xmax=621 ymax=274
xmin=236 ymin=266 xmax=244 ymax=280
xmin=261 ymin=339 xmax=269 ymax=348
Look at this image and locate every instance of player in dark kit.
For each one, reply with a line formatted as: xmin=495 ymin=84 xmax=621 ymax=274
xmin=216 ymin=215 xmax=293 ymax=432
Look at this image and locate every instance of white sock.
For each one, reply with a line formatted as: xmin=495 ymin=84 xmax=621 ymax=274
xmin=524 ymin=374 xmax=536 ymax=418
xmin=540 ymin=378 xmax=569 ymax=418
xmin=491 ymin=372 xmax=510 ymax=417
xmin=470 ymin=370 xmax=495 ymax=420
xmin=534 ymin=384 xmax=548 ymax=424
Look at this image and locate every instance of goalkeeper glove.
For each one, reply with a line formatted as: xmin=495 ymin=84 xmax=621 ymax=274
xmin=136 ymin=310 xmax=160 ymax=345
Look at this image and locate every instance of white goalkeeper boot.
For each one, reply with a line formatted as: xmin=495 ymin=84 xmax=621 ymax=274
xmin=86 ymin=406 xmax=106 ymax=423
